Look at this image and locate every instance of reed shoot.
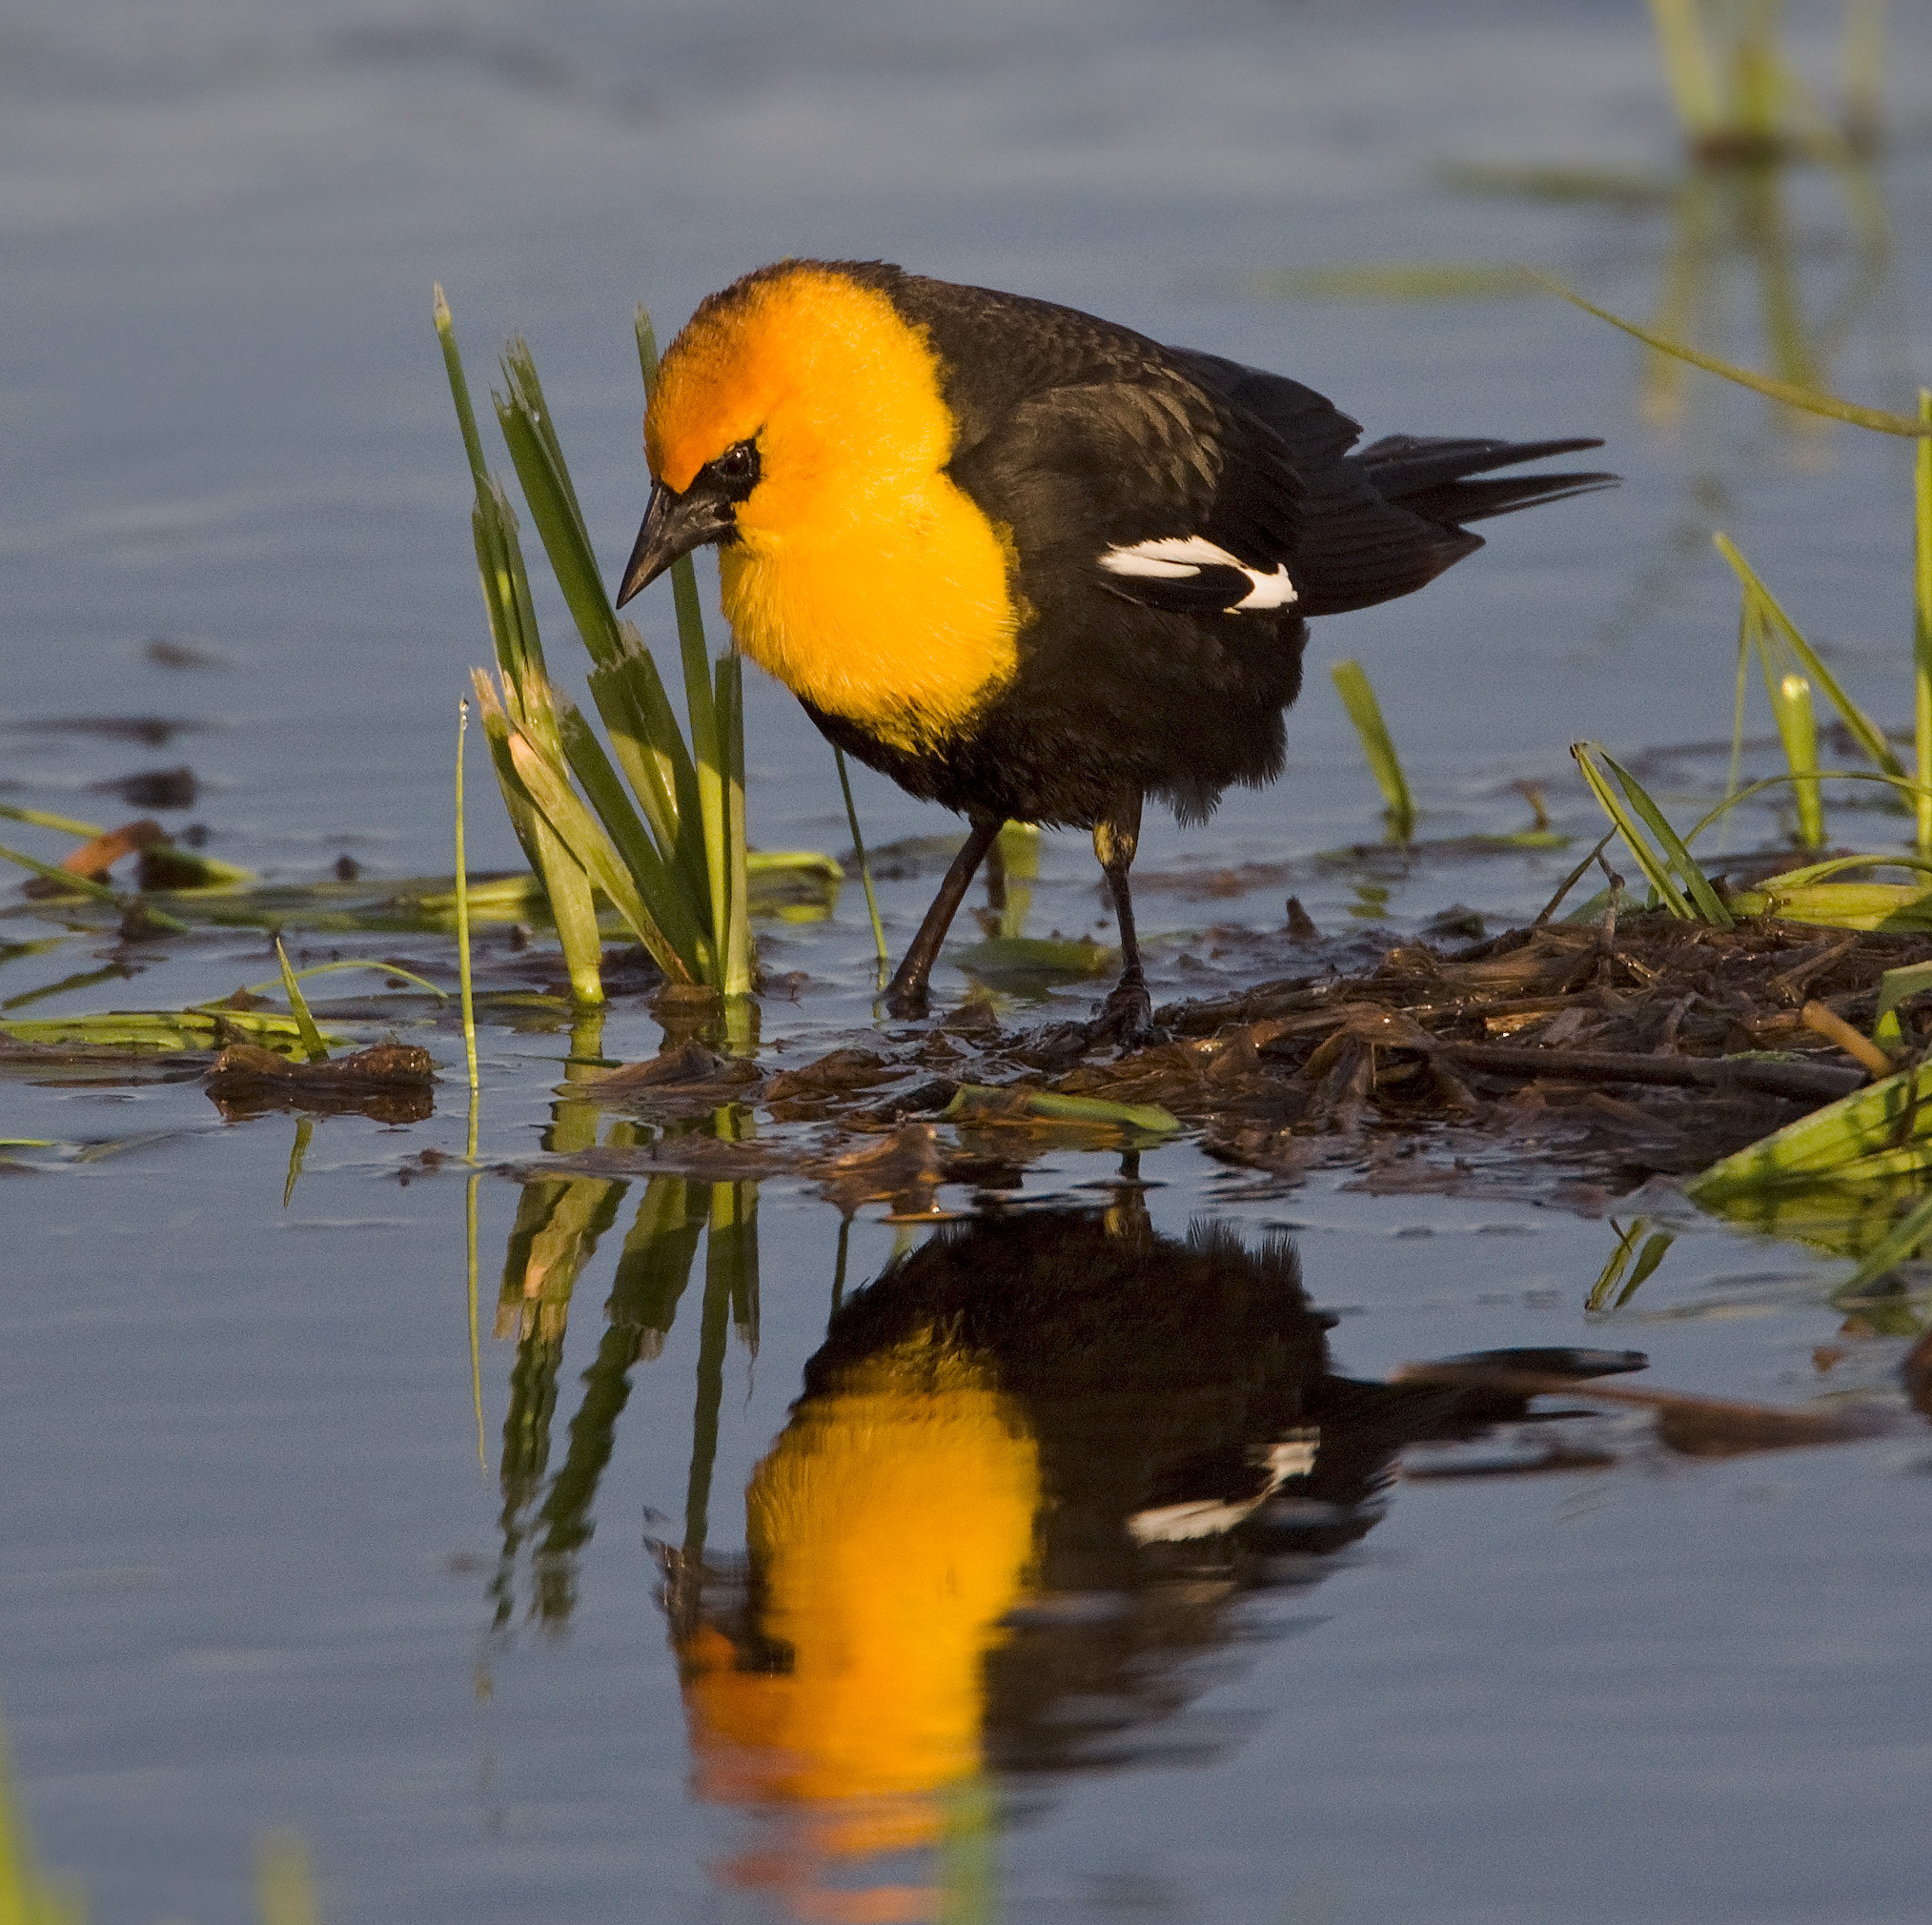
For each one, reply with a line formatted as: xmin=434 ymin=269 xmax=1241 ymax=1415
xmin=1915 ymin=391 xmax=1932 ymax=851
xmin=1331 ymin=659 xmax=1416 ymax=841
xmin=435 ymin=288 xmax=763 ymax=1005
xmin=833 ymin=746 xmax=889 ymax=988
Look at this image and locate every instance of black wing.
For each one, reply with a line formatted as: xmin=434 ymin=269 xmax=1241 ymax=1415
xmin=1174 ymin=355 xmax=1615 ymax=618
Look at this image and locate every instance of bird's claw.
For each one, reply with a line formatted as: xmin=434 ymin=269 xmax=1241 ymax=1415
xmin=1089 ymin=977 xmax=1161 ymax=1051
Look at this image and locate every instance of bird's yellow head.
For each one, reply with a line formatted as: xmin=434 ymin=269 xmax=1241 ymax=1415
xmin=619 ymin=261 xmax=1022 ymax=752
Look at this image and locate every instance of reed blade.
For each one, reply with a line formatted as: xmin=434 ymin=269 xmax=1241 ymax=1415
xmin=1331 ymin=659 xmax=1416 ymax=841
xmin=1570 ymin=744 xmax=1696 ymax=921
xmin=834 ymin=746 xmax=889 ymax=987
xmin=1534 ymin=275 xmax=1932 ymax=436
xmin=274 ymin=937 xmax=330 ymax=1063
xmin=1717 ymin=533 xmax=1903 ymax=779
xmin=1916 ymin=392 xmax=1932 ymax=851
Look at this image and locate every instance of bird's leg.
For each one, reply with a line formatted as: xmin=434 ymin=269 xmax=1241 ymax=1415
xmin=1092 ymin=796 xmax=1158 ymax=1048
xmin=883 ymin=814 xmax=1004 ymax=1019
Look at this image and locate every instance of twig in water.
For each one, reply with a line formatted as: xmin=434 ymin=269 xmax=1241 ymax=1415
xmin=1533 ymin=830 xmax=1616 ymax=926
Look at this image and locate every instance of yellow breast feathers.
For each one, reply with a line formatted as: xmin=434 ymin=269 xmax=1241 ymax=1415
xmin=647 ymin=266 xmax=1022 ymax=754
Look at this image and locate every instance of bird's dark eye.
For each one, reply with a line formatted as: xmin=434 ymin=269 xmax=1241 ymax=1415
xmin=710 ymin=439 xmax=761 ymax=499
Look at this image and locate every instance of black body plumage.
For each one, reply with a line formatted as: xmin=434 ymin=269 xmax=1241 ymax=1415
xmin=798 ymin=263 xmax=1612 ymax=831
xmin=621 ymin=259 xmax=1613 ymax=1031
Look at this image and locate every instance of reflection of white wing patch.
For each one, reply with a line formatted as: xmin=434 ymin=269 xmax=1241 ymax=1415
xmin=1125 ymin=1429 xmax=1322 ymax=1546
xmin=1128 ymin=1499 xmax=1253 ymax=1546
xmin=1098 ymin=536 xmax=1298 ymax=611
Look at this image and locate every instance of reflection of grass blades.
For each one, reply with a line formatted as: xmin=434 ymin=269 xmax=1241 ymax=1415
xmin=1331 ymin=659 xmax=1415 ymax=841
xmin=435 ymin=289 xmax=762 ymax=1003
xmin=1586 ymin=1217 xmax=1676 ymax=1312
xmin=0 ymin=1710 xmax=85 ymax=1924
xmin=1645 ymin=0 xmax=1879 ymax=158
xmin=1646 ymin=0 xmax=1725 ymax=145
xmin=1570 ymin=742 xmax=1731 ymax=924
xmin=1 ymin=1707 xmax=321 ymax=1925
xmin=1839 ymin=1189 xmax=1932 ymax=1299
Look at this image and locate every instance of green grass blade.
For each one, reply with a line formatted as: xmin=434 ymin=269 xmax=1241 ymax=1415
xmin=501 ymin=715 xmax=694 ymax=984
xmin=1 ymin=1009 xmax=340 ymax=1052
xmin=834 ymin=746 xmax=889 ymax=988
xmin=1585 ymin=1218 xmax=1645 ymax=1311
xmin=0 ymin=803 xmax=104 ymax=839
xmin=1716 ymin=533 xmax=1904 ymax=779
xmin=274 ymin=937 xmax=330 ymax=1063
xmin=616 ymin=623 xmax=708 ymax=892
xmin=282 ymin=1112 xmax=313 ymax=1208
xmin=471 ymin=676 xmax=604 ymax=1002
xmin=1916 ymin=391 xmax=1932 ymax=851
xmin=0 ymin=841 xmax=122 ymax=903
xmin=1623 ymin=1228 xmax=1676 ymax=1305
xmin=636 ymin=303 xmax=730 ymax=969
xmin=719 ymin=652 xmax=754 ymax=997
xmin=1533 ymin=274 xmax=1932 ymax=436
xmin=557 ymin=700 xmax=711 ymax=975
xmin=683 ymin=1191 xmax=736 ymax=1558
xmin=433 ymin=285 xmax=490 ymax=489
xmin=1728 ymin=880 xmax=1932 ymax=930
xmin=494 ymin=354 xmax=623 ymax=672
xmin=499 ymin=336 xmax=594 ymax=557
xmin=1331 ymin=659 xmax=1415 ymax=840
xmin=1688 ymin=1057 xmax=1932 ymax=1199
xmin=1769 ymin=671 xmax=1824 ymax=846
xmin=944 ymin=1084 xmax=1181 ymax=1134
xmin=1599 ymin=749 xmax=1734 ymax=924
xmin=1872 ymin=960 xmax=1932 ymax=1049
xmin=234 ymin=959 xmax=447 ymax=1002
xmin=1742 ymin=853 xmax=1932 ymax=889
xmin=586 ymin=651 xmax=684 ymax=861
xmin=1570 ymin=744 xmax=1696 ymax=919
xmin=472 ymin=476 xmax=552 ymax=699
xmin=455 ymin=698 xmax=480 ymax=1110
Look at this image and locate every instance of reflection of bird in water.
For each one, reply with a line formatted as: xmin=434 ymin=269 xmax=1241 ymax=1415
xmin=661 ymin=1207 xmax=1639 ymax=1917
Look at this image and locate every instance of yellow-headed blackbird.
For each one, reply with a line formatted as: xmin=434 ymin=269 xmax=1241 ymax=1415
xmin=618 ymin=260 xmax=1613 ymax=1037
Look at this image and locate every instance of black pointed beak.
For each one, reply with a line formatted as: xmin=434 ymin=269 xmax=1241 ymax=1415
xmin=616 ymin=479 xmax=737 ymax=607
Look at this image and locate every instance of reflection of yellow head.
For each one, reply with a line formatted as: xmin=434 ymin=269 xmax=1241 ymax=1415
xmin=683 ymin=1330 xmax=1039 ymax=1849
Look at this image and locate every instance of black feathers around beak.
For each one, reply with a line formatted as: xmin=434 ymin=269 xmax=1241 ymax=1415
xmin=616 ymin=478 xmax=738 ymax=607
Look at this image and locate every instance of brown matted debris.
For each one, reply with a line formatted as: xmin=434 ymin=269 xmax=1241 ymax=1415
xmin=1055 ymin=913 xmax=1929 ymax=1194
xmin=558 ymin=912 xmax=1932 ymax=1206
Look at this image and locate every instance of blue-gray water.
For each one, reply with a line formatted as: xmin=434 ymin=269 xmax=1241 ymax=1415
xmin=5 ymin=2 xmax=1932 ymax=1919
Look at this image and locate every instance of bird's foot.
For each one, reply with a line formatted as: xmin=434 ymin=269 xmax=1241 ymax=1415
xmin=1088 ymin=976 xmax=1162 ymax=1051
xmin=882 ymin=977 xmax=932 ymax=1021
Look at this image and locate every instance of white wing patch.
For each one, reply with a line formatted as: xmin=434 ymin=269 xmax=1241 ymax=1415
xmin=1097 ymin=536 xmax=1298 ymax=612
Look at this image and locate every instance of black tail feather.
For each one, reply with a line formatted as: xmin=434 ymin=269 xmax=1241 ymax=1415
xmin=1350 ymin=433 xmax=1617 ymax=530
